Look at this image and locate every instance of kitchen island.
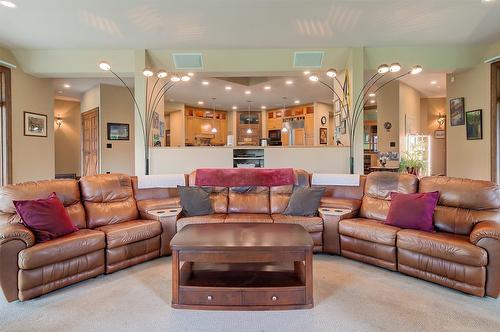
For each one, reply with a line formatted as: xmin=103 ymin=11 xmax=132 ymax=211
xmin=150 ymin=146 xmax=350 ymax=174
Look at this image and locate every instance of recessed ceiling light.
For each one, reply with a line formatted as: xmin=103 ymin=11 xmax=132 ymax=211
xmin=57 ymin=90 xmax=63 ymax=94
xmin=0 ymin=1 xmax=16 ymax=8
xmin=264 ymin=86 xmax=271 ymax=90
xmin=261 ymin=106 xmax=266 ymax=109
xmin=225 ymin=86 xmax=232 ymax=90
xmin=198 ymin=101 xmax=204 ymax=105
xmin=303 ymin=70 xmax=310 ymax=75
xmin=285 ymin=80 xmax=293 ymax=85
xmin=370 ymin=100 xmax=376 ymax=104
xmin=232 ymin=106 xmax=238 ymax=110
xmin=294 ymin=100 xmax=300 ymax=104
xmin=430 ymin=80 xmax=437 ymax=85
xmin=187 ymin=72 xmax=194 ymax=77
xmin=63 ymin=84 xmax=71 ymax=89
xmin=244 ymin=90 xmax=251 ymax=95
xmin=368 ymin=93 xmax=376 ymax=97
xmin=202 ymin=81 xmax=209 ymax=85
xmin=308 ymin=75 xmax=319 ymax=82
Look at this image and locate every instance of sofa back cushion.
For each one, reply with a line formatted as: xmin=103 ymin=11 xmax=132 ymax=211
xmin=228 ymin=186 xmax=270 ymax=214
xmin=79 ymin=174 xmax=139 ymax=228
xmin=270 ymin=169 xmax=310 ymax=214
xmin=0 ymin=179 xmax=86 ymax=228
xmin=359 ymin=172 xmax=418 ymax=222
xmin=188 ymin=171 xmax=228 ymax=213
xmin=419 ymin=176 xmax=500 ymax=235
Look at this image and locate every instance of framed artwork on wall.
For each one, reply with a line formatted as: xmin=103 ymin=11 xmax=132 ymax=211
xmin=341 ymin=119 xmax=346 ymax=134
xmin=434 ymin=129 xmax=446 ymax=139
xmin=335 ymin=114 xmax=341 ymax=127
xmin=450 ymin=97 xmax=465 ymax=126
xmin=107 ymin=123 xmax=130 ymax=140
xmin=24 ymin=112 xmax=47 ymax=137
xmin=466 ymin=109 xmax=482 ymax=140
xmin=319 ymin=127 xmax=327 ymax=144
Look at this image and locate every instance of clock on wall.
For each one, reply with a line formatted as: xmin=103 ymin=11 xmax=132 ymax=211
xmin=384 ymin=121 xmax=392 ymax=131
xmin=321 ymin=116 xmax=327 ymax=125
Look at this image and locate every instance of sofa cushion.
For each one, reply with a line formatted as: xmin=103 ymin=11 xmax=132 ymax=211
xmin=97 ymin=220 xmax=162 ymax=249
xmin=136 ymin=197 xmax=180 ymax=213
xmin=339 ymin=218 xmax=400 ymax=246
xmin=18 ymin=229 xmax=105 ymax=269
xmin=385 ymin=191 xmax=439 ymax=232
xmin=283 ymin=186 xmax=325 ymax=216
xmin=397 ymin=229 xmax=487 ymax=267
xmin=225 ymin=213 xmax=273 ymax=223
xmin=178 ymin=186 xmax=214 ymax=217
xmin=176 ymin=214 xmax=226 ymax=231
xmin=320 ymin=197 xmax=362 ymax=211
xmin=271 ymin=214 xmax=323 ymax=233
xmin=228 ymin=186 xmax=270 ymax=214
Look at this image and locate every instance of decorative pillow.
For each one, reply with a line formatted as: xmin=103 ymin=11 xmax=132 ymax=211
xmin=385 ymin=191 xmax=440 ymax=232
xmin=178 ymin=186 xmax=214 ymax=217
xmin=13 ymin=192 xmax=78 ymax=243
xmin=283 ymin=186 xmax=326 ymax=216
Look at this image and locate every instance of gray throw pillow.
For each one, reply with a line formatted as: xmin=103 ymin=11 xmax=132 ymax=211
xmin=283 ymin=186 xmax=326 ymax=216
xmin=178 ymin=186 xmax=214 ymax=217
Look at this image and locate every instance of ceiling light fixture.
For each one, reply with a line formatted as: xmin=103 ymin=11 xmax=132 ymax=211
xmin=389 ymin=63 xmax=401 ymax=73
xmin=143 ymin=69 xmax=154 ymax=77
xmin=377 ymin=64 xmax=390 ymax=74
xmin=261 ymin=106 xmax=266 ymax=110
xmin=368 ymin=93 xmax=376 ymax=97
xmin=232 ymin=106 xmax=238 ymax=110
xmin=0 ymin=1 xmax=16 ymax=8
xmin=294 ymin=100 xmax=300 ymax=104
xmin=308 ymin=75 xmax=319 ymax=82
xmin=370 ymin=100 xmax=376 ymax=104
xmin=211 ymin=98 xmax=218 ymax=133
xmin=157 ymin=70 xmax=168 ymax=78
xmin=225 ymin=86 xmax=232 ymax=90
xmin=187 ymin=72 xmax=194 ymax=77
xmin=410 ymin=65 xmax=423 ymax=75
xmin=244 ymin=90 xmax=251 ymax=95
xmin=202 ymin=81 xmax=209 ymax=85
xmin=246 ymin=101 xmax=253 ymax=135
xmin=285 ymin=80 xmax=293 ymax=85
xmin=181 ymin=75 xmax=190 ymax=81
xmin=198 ymin=101 xmax=204 ymax=105
xmin=63 ymin=84 xmax=71 ymax=89
xmin=326 ymin=69 xmax=337 ymax=78
xmin=170 ymin=75 xmax=181 ymax=82
xmin=281 ymin=97 xmax=288 ymax=133
xmin=430 ymin=80 xmax=437 ymax=85
xmin=264 ymin=86 xmax=271 ymax=90
xmin=98 ymin=61 xmax=111 ymax=71
xmin=303 ymin=70 xmax=311 ymax=75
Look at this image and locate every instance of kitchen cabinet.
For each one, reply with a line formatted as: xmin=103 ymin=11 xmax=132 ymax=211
xmin=185 ymin=107 xmax=228 ymax=146
xmin=305 ymin=114 xmax=314 ymax=146
xmin=293 ymin=128 xmax=305 ymax=145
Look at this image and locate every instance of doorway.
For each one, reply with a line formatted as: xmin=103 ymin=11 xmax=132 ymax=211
xmin=0 ymin=66 xmax=12 ymax=185
xmin=492 ymin=61 xmax=500 ymax=184
xmin=81 ymin=108 xmax=99 ymax=176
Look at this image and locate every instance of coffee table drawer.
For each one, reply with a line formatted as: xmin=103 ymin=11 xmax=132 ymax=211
xmin=180 ymin=288 xmax=242 ymax=306
xmin=242 ymin=289 xmax=305 ymax=306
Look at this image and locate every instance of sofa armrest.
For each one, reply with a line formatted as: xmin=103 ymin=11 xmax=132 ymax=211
xmin=319 ymin=208 xmax=357 ymax=255
xmin=0 ymin=223 xmax=35 ymax=247
xmin=141 ymin=208 xmax=182 ymax=256
xmin=470 ymin=221 xmax=500 ymax=244
xmin=470 ymin=221 xmax=500 ymax=298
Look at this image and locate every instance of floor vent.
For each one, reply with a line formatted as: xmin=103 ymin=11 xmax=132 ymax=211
xmin=172 ymin=53 xmax=203 ymax=70
xmin=293 ymin=51 xmax=324 ymax=68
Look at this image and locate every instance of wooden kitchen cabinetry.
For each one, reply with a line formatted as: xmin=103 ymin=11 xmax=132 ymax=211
xmin=185 ymin=106 xmax=228 ymax=146
xmin=266 ymin=105 xmax=315 ymax=146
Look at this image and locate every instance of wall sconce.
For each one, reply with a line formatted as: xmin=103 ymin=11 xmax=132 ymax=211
xmin=437 ymin=113 xmax=446 ymax=129
xmin=56 ymin=115 xmax=63 ymax=128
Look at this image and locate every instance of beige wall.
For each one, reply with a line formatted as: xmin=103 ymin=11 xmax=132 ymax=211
xmin=169 ymin=110 xmax=185 ymax=147
xmin=399 ymin=82 xmax=421 ymax=151
xmin=100 ymin=84 xmax=135 ymax=175
xmin=446 ymin=64 xmax=491 ymax=180
xmin=376 ymin=81 xmax=400 ymax=167
xmin=420 ymin=98 xmax=446 ymax=175
xmin=54 ymin=99 xmax=81 ymax=176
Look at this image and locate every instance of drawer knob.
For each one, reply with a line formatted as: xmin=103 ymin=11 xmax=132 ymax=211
xmin=271 ymin=295 xmax=278 ymax=301
xmin=207 ymin=295 xmax=213 ymax=301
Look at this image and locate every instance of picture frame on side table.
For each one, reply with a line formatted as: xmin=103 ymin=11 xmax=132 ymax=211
xmin=107 ymin=123 xmax=130 ymax=140
xmin=450 ymin=97 xmax=465 ymax=126
xmin=319 ymin=127 xmax=327 ymax=144
xmin=434 ymin=130 xmax=446 ymax=139
xmin=24 ymin=111 xmax=47 ymax=137
xmin=466 ymin=109 xmax=483 ymax=140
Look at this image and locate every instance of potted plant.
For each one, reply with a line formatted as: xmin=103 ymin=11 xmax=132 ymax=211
xmin=399 ymin=150 xmax=425 ymax=176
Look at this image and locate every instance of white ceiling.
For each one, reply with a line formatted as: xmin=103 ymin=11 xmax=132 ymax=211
xmin=52 ymin=77 xmax=135 ymax=100
xmin=1 ymin=0 xmax=499 ymax=49
xmin=400 ymin=72 xmax=447 ymax=98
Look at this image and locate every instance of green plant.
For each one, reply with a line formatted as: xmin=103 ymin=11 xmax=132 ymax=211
xmin=399 ymin=150 xmax=425 ymax=175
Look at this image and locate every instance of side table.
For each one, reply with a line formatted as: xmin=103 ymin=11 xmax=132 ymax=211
xmin=143 ymin=208 xmax=182 ymax=256
xmin=319 ymin=207 xmax=356 ymax=255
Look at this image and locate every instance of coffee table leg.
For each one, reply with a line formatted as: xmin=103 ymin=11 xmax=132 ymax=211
xmin=305 ymin=249 xmax=313 ymax=306
xmin=172 ymin=249 xmax=179 ymax=306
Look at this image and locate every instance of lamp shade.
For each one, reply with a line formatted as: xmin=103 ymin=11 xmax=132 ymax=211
xmin=99 ymin=61 xmax=111 ymax=71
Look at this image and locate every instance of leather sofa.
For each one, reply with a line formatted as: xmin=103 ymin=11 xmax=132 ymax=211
xmin=0 ymin=170 xmax=499 ymax=301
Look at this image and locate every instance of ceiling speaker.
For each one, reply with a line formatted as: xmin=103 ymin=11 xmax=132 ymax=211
xmin=172 ymin=53 xmax=203 ymax=70
xmin=293 ymin=51 xmax=324 ymax=68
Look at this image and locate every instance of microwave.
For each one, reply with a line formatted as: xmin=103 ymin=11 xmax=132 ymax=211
xmin=268 ymin=129 xmax=281 ymax=141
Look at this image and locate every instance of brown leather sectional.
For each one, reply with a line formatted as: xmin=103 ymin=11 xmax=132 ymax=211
xmin=0 ymin=170 xmax=499 ymax=302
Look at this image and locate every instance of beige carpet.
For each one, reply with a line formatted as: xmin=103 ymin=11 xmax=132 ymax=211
xmin=1 ymin=255 xmax=499 ymax=332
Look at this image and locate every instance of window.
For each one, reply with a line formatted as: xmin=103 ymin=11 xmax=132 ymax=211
xmin=0 ymin=66 xmax=12 ymax=185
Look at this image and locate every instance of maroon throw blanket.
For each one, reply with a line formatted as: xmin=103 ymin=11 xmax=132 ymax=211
xmin=195 ymin=168 xmax=295 ymax=187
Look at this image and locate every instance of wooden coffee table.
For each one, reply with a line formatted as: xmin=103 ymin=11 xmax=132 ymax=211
xmin=170 ymin=223 xmax=314 ymax=310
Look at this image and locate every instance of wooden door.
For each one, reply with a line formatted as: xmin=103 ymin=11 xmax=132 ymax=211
xmin=0 ymin=66 xmax=12 ymax=185
xmin=294 ymin=128 xmax=305 ymax=145
xmin=81 ymin=108 xmax=99 ymax=176
xmin=305 ymin=115 xmax=314 ymax=146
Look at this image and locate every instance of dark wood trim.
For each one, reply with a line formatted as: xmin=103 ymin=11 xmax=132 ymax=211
xmin=491 ymin=61 xmax=500 ymax=183
xmin=0 ymin=66 xmax=12 ymax=184
xmin=363 ymin=105 xmax=377 ymax=110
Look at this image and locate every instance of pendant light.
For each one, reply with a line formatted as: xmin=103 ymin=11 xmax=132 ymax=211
xmin=281 ymin=97 xmax=288 ymax=133
xmin=211 ymin=98 xmax=218 ymax=133
xmin=246 ymin=101 xmax=253 ymax=135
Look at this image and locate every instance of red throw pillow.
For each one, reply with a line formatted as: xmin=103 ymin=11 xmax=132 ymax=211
xmin=13 ymin=192 xmax=78 ymax=243
xmin=385 ymin=191 xmax=439 ymax=232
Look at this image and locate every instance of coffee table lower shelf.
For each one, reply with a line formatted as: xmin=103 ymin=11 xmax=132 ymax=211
xmin=173 ymin=264 xmax=312 ymax=310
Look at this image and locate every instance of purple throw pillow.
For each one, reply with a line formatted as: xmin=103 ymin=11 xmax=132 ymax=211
xmin=385 ymin=191 xmax=440 ymax=232
xmin=13 ymin=192 xmax=78 ymax=243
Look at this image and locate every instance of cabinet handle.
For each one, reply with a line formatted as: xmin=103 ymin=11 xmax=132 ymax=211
xmin=271 ymin=295 xmax=278 ymax=301
xmin=207 ymin=295 xmax=213 ymax=301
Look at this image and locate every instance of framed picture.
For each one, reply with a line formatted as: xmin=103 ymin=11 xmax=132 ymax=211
xmin=466 ymin=109 xmax=483 ymax=140
xmin=319 ymin=128 xmax=327 ymax=144
xmin=24 ymin=112 xmax=47 ymax=137
xmin=434 ymin=129 xmax=446 ymax=139
xmin=341 ymin=119 xmax=347 ymax=134
xmin=335 ymin=114 xmax=341 ymax=127
xmin=159 ymin=121 xmax=165 ymax=137
xmin=107 ymin=123 xmax=130 ymax=140
xmin=450 ymin=97 xmax=465 ymax=126
xmin=334 ymin=99 xmax=341 ymax=114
